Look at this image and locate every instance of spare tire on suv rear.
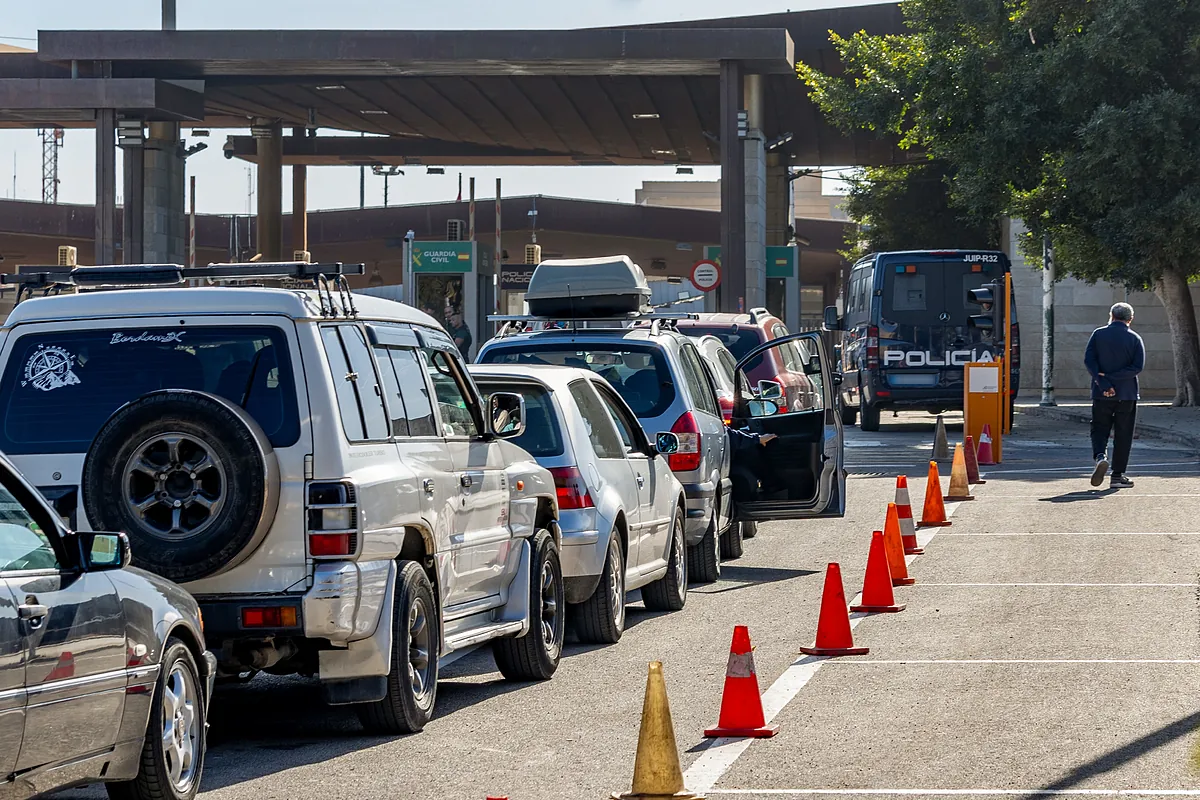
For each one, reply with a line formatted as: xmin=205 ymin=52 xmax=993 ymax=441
xmin=82 ymin=390 xmax=280 ymax=584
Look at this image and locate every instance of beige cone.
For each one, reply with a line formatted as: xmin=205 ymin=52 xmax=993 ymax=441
xmin=613 ymin=662 xmax=704 ymax=800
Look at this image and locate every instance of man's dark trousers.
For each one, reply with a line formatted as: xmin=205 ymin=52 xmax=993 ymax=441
xmin=1091 ymin=399 xmax=1137 ymax=474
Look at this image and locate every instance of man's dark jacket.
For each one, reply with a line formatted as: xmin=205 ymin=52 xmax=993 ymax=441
xmin=1084 ymin=321 xmax=1145 ymax=401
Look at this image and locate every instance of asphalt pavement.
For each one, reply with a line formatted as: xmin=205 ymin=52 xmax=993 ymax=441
xmin=54 ymin=410 xmax=1200 ymax=800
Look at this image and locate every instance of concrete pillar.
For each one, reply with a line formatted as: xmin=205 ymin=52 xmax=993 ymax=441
xmin=95 ymin=108 xmax=117 ymax=265
xmin=291 ymin=128 xmax=308 ymax=258
xmin=719 ymin=60 xmax=746 ymax=313
xmin=119 ymin=121 xmax=145 ymax=264
xmin=143 ymin=122 xmax=184 ymax=263
xmin=254 ymin=120 xmax=283 ymax=260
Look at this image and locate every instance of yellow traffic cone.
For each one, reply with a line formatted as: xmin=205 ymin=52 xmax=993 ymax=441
xmin=613 ymin=662 xmax=704 ymax=800
xmin=944 ymin=442 xmax=975 ymax=501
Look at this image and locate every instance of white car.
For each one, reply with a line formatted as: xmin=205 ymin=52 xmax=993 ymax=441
xmin=470 ymin=364 xmax=688 ymax=643
xmin=0 ymin=261 xmax=563 ymax=736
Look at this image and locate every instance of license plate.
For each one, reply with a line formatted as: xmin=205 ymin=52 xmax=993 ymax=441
xmin=886 ymin=372 xmax=939 ymax=387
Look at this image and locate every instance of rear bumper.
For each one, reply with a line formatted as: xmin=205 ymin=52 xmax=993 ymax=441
xmin=680 ymin=481 xmax=715 ymax=544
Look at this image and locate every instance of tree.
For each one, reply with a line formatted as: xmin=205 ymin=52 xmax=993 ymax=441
xmin=840 ymin=160 xmax=1001 ymax=262
xmin=800 ymin=0 xmax=1200 ymax=405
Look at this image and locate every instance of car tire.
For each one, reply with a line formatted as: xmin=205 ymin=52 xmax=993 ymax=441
xmin=643 ymin=510 xmax=687 ymax=612
xmin=574 ymin=530 xmax=625 ymax=644
xmin=493 ymin=529 xmax=564 ymax=681
xmin=107 ymin=638 xmax=206 ymax=800
xmin=859 ymin=391 xmax=881 ymax=432
xmin=720 ymin=518 xmax=745 ymax=560
xmin=687 ymin=509 xmax=721 ymax=584
xmin=742 ymin=520 xmax=758 ymax=539
xmin=840 ymin=402 xmax=858 ymax=426
xmin=357 ymin=562 xmax=439 ymax=735
xmin=82 ymin=390 xmax=279 ymax=584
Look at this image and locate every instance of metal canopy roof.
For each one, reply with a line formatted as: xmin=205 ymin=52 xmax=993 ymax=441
xmin=0 ymin=3 xmax=907 ymax=167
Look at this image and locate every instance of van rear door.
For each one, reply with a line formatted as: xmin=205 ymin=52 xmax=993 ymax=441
xmin=879 ymin=253 xmax=1005 ymax=391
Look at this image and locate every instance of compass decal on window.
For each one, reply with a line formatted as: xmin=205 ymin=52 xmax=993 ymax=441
xmin=22 ymin=345 xmax=81 ymax=392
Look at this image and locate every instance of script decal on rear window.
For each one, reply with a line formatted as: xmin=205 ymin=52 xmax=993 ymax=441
xmin=110 ymin=331 xmax=186 ymax=345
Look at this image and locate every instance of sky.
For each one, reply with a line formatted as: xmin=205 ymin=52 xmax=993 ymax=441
xmin=0 ymin=0 xmax=871 ymax=213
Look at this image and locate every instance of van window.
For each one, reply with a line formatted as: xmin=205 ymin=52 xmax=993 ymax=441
xmin=420 ymin=348 xmax=480 ymax=438
xmin=322 ymin=325 xmax=389 ymax=442
xmin=891 ymin=273 xmax=928 ymax=312
xmin=882 ymin=262 xmax=945 ymax=323
xmin=0 ymin=325 xmax=301 ymax=455
xmin=386 ymin=348 xmax=438 ymax=437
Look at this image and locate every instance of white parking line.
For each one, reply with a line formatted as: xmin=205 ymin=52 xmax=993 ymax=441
xmin=683 ymin=508 xmax=959 ymax=793
xmin=823 ymin=659 xmax=1200 ymax=665
xmin=706 ymin=790 xmax=1200 ymax=796
xmin=939 ymin=532 xmax=1200 ymax=537
xmin=912 ymin=582 xmax=1197 ymax=588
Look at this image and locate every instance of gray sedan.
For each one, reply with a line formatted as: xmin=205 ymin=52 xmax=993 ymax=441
xmin=0 ymin=453 xmax=215 ymax=800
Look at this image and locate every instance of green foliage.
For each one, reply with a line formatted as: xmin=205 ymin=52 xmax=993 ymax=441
xmin=840 ymin=160 xmax=1001 ymax=262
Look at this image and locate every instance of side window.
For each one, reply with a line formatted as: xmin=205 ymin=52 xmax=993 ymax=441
xmin=373 ymin=345 xmax=409 ymax=437
xmin=772 ymin=323 xmax=801 ymax=371
xmin=568 ymin=380 xmax=626 ymax=459
xmin=420 ymin=348 xmax=480 ymax=438
xmin=678 ymin=344 xmax=718 ymax=417
xmin=0 ymin=484 xmax=59 ymax=572
xmin=595 ymin=385 xmax=640 ymax=454
xmin=321 ymin=325 xmax=389 ymax=442
xmin=388 ymin=349 xmax=438 ymax=437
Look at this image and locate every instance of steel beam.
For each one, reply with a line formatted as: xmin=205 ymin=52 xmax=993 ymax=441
xmin=94 ymin=108 xmax=116 ymax=264
xmin=719 ymin=60 xmax=745 ymax=313
xmin=254 ymin=121 xmax=283 ymax=260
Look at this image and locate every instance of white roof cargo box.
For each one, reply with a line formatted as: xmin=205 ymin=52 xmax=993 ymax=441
xmin=524 ymin=255 xmax=652 ymax=317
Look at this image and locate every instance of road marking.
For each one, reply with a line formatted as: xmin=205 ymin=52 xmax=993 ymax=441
xmin=683 ymin=507 xmax=959 ymax=793
xmin=912 ymin=582 xmax=1196 ymax=587
xmin=982 ymin=461 xmax=1200 ymax=475
xmin=939 ymin=532 xmax=1200 ymax=537
xmin=979 ymin=494 xmax=1200 ymax=499
xmin=706 ymin=790 xmax=1200 ymax=796
xmin=824 ymin=659 xmax=1200 ymax=665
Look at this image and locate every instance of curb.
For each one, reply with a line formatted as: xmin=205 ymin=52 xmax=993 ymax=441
xmin=1017 ymin=404 xmax=1200 ymax=451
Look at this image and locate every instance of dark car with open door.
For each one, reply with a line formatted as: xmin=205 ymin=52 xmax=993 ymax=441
xmin=729 ymin=331 xmax=846 ymax=522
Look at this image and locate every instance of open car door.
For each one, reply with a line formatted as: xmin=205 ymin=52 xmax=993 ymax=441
xmin=730 ymin=331 xmax=846 ymax=520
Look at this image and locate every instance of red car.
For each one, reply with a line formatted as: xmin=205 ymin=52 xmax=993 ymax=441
xmin=676 ymin=309 xmax=819 ymax=413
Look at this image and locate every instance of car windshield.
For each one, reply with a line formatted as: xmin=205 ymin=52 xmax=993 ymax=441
xmin=473 ymin=381 xmax=564 ymax=457
xmin=0 ymin=325 xmax=301 ymax=455
xmin=683 ymin=326 xmax=763 ymax=361
xmin=478 ymin=343 xmax=675 ymax=418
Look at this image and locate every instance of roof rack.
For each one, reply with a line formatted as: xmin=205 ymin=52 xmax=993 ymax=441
xmin=2 ymin=261 xmax=366 ymax=317
xmin=488 ymin=310 xmax=698 ymax=338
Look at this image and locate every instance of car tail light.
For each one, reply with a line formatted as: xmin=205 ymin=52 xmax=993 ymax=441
xmin=549 ymin=467 xmax=594 ymax=509
xmin=717 ymin=394 xmax=734 ymax=425
xmin=866 ymin=326 xmax=880 ymax=370
xmin=307 ymin=481 xmax=358 ymax=557
xmin=669 ymin=411 xmax=702 ymax=472
xmin=241 ymin=606 xmax=299 ymax=628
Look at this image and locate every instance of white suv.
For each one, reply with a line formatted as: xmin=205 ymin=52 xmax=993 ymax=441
xmin=0 ymin=262 xmax=564 ymax=734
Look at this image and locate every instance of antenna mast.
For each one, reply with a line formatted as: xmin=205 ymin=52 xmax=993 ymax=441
xmin=40 ymin=127 xmax=63 ymax=204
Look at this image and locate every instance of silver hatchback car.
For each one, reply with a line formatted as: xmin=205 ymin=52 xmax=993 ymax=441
xmin=470 ymin=365 xmax=688 ymax=642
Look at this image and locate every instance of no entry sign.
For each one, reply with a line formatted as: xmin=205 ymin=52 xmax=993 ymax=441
xmin=690 ymin=259 xmax=721 ymax=292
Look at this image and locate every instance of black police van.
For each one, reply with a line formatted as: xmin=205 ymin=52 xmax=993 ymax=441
xmin=824 ymin=250 xmax=1019 ymax=432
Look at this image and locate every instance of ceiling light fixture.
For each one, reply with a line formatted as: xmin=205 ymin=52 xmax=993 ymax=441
xmin=766 ymin=131 xmax=795 ymax=151
xmin=427 ymin=167 xmax=445 ymax=174
xmin=676 ymin=166 xmax=693 ymax=175
xmin=315 ymin=85 xmax=346 ymax=91
xmin=360 ymin=109 xmax=388 ymax=115
xmin=632 ymin=113 xmax=660 ymax=120
xmin=651 ymin=149 xmax=675 ymax=156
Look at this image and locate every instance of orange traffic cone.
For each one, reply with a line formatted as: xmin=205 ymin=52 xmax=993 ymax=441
xmin=964 ymin=435 xmax=987 ymax=484
xmin=882 ymin=510 xmax=917 ymax=586
xmin=892 ymin=481 xmax=923 ymax=555
xmin=851 ymin=531 xmax=906 ymax=613
xmin=919 ymin=461 xmax=952 ymax=528
xmin=976 ymin=424 xmax=995 ymax=465
xmin=704 ymin=626 xmax=778 ymax=738
xmin=799 ymin=563 xmax=869 ymax=657
xmin=944 ymin=443 xmax=975 ymax=502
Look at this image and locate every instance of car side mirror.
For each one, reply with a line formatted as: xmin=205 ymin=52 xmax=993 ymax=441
xmin=832 ymin=372 xmax=844 ymax=386
xmin=757 ymin=380 xmax=783 ymax=400
xmin=83 ymin=531 xmax=131 ymax=571
xmin=488 ymin=392 xmax=526 ymax=438
xmin=654 ymin=432 xmax=680 ymax=455
xmin=823 ymin=306 xmax=841 ymax=332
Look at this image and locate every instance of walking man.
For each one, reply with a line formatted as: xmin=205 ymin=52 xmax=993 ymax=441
xmin=1085 ymin=302 xmax=1144 ymax=488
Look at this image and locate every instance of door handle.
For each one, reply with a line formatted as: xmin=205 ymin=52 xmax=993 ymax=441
xmin=636 ymin=473 xmax=645 ymax=488
xmin=460 ymin=474 xmax=473 ymax=489
xmin=19 ymin=603 xmax=48 ymax=629
xmin=422 ymin=478 xmax=435 ymax=495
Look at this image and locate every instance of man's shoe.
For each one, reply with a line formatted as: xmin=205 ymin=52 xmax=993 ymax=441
xmin=1111 ymin=474 xmax=1134 ymax=488
xmin=1090 ymin=457 xmax=1109 ymax=487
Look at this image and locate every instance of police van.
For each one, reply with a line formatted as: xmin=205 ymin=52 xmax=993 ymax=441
xmin=825 ymin=250 xmax=1019 ymax=431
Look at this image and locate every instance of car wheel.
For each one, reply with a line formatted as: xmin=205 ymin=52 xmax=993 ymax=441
xmin=643 ymin=510 xmax=687 ymax=611
xmin=742 ymin=520 xmax=758 ymax=539
xmin=574 ymin=530 xmax=625 ymax=644
xmin=719 ymin=514 xmax=745 ymax=560
xmin=493 ymin=529 xmax=564 ymax=681
xmin=357 ymin=562 xmax=439 ymax=735
xmin=859 ymin=389 xmax=881 ymax=432
xmin=687 ymin=508 xmax=721 ymax=584
xmin=106 ymin=638 xmax=206 ymax=800
xmin=840 ymin=402 xmax=858 ymax=426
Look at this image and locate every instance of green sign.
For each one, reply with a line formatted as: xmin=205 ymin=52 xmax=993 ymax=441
xmin=412 ymin=241 xmax=474 ymax=273
xmin=703 ymin=245 xmax=797 ymax=279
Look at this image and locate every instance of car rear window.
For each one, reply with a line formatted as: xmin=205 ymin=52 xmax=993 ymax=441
xmin=0 ymin=325 xmax=300 ymax=455
xmin=682 ymin=326 xmax=764 ymax=361
xmin=473 ymin=381 xmax=564 ymax=457
xmin=478 ymin=343 xmax=675 ymax=418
